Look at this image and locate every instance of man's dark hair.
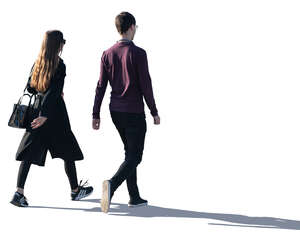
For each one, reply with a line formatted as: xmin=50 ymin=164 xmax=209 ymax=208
xmin=115 ymin=12 xmax=136 ymax=34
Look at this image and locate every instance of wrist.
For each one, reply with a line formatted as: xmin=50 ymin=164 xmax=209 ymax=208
xmin=93 ymin=114 xmax=100 ymax=119
xmin=151 ymin=110 xmax=158 ymax=117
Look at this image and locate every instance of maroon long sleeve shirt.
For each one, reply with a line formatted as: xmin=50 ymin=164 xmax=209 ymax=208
xmin=92 ymin=40 xmax=158 ymax=119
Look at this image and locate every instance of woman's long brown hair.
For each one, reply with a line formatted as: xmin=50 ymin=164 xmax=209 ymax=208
xmin=30 ymin=30 xmax=65 ymax=92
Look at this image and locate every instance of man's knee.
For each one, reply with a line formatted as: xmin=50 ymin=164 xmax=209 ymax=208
xmin=125 ymin=151 xmax=143 ymax=165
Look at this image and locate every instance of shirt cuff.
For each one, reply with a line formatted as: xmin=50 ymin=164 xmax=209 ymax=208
xmin=93 ymin=113 xmax=100 ymax=119
xmin=151 ymin=109 xmax=158 ymax=117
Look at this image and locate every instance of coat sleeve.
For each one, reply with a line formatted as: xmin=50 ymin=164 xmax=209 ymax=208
xmin=39 ymin=63 xmax=66 ymax=119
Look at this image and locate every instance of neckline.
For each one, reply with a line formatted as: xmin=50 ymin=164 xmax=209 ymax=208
xmin=117 ymin=39 xmax=133 ymax=44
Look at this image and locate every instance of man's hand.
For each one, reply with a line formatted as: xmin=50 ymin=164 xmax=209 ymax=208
xmin=154 ymin=115 xmax=160 ymax=125
xmin=31 ymin=116 xmax=48 ymax=129
xmin=93 ymin=119 xmax=100 ymax=130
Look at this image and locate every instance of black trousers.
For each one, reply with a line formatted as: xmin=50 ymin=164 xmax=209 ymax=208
xmin=110 ymin=111 xmax=147 ymax=200
xmin=17 ymin=160 xmax=79 ymax=190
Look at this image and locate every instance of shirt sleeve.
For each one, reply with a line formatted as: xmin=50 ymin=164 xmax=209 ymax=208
xmin=136 ymin=50 xmax=158 ymax=117
xmin=39 ymin=63 xmax=66 ymax=119
xmin=92 ymin=52 xmax=109 ymax=119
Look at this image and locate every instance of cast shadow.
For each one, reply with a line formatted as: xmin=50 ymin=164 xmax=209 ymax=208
xmin=29 ymin=198 xmax=300 ymax=230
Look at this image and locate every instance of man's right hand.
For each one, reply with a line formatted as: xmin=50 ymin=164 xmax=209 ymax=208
xmin=154 ymin=115 xmax=160 ymax=125
xmin=92 ymin=119 xmax=100 ymax=130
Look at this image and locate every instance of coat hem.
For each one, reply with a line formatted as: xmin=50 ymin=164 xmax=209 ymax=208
xmin=16 ymin=155 xmax=84 ymax=167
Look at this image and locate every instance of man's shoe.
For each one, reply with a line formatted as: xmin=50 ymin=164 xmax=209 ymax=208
xmin=10 ymin=192 xmax=29 ymax=207
xmin=101 ymin=180 xmax=111 ymax=213
xmin=71 ymin=180 xmax=94 ymax=201
xmin=128 ymin=198 xmax=148 ymax=207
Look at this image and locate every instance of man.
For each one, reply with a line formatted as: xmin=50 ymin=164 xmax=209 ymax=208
xmin=92 ymin=12 xmax=160 ymax=213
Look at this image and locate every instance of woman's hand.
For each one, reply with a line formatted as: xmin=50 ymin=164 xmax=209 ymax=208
xmin=31 ymin=116 xmax=48 ymax=129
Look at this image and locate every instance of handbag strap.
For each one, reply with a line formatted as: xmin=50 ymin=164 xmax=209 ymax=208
xmin=23 ymin=84 xmax=28 ymax=93
xmin=18 ymin=64 xmax=37 ymax=105
xmin=23 ymin=64 xmax=35 ymax=94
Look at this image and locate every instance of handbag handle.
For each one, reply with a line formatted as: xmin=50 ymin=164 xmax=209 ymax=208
xmin=17 ymin=93 xmax=36 ymax=106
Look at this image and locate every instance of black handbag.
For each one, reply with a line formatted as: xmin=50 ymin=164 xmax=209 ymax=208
xmin=8 ymin=86 xmax=37 ymax=129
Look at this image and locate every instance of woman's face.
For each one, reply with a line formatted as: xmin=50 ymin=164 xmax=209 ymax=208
xmin=59 ymin=42 xmax=64 ymax=55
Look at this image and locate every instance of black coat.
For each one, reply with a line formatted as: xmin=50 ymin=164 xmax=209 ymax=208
xmin=16 ymin=58 xmax=84 ymax=166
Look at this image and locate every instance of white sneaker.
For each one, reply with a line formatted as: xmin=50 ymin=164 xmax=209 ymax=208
xmin=101 ymin=180 xmax=111 ymax=213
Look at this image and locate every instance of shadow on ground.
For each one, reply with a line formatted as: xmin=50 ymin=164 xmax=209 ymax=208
xmin=29 ymin=198 xmax=300 ymax=230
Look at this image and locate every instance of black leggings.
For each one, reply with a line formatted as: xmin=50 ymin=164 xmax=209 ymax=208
xmin=17 ymin=160 xmax=79 ymax=190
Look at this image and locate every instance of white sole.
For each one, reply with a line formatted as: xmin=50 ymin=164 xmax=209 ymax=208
xmin=128 ymin=202 xmax=148 ymax=208
xmin=73 ymin=189 xmax=93 ymax=201
xmin=101 ymin=180 xmax=111 ymax=213
xmin=10 ymin=200 xmax=28 ymax=207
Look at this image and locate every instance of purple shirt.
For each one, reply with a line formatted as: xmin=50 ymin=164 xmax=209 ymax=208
xmin=92 ymin=40 xmax=158 ymax=119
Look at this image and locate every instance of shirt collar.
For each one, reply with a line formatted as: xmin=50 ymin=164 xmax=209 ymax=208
xmin=117 ymin=38 xmax=133 ymax=43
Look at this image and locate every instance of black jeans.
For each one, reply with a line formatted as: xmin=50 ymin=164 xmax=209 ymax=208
xmin=110 ymin=111 xmax=147 ymax=200
xmin=17 ymin=160 xmax=79 ymax=190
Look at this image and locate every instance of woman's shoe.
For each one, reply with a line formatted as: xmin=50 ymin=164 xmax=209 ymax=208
xmin=10 ymin=192 xmax=29 ymax=207
xmin=71 ymin=180 xmax=93 ymax=201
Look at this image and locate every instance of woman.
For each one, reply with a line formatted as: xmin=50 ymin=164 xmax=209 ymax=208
xmin=10 ymin=30 xmax=93 ymax=207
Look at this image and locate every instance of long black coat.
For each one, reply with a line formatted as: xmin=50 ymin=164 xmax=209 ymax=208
xmin=16 ymin=58 xmax=84 ymax=166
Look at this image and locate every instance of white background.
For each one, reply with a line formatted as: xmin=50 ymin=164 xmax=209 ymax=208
xmin=1 ymin=0 xmax=300 ymax=236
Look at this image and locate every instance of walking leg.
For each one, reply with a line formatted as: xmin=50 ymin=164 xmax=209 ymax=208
xmin=64 ymin=161 xmax=79 ymax=191
xmin=16 ymin=161 xmax=32 ymax=194
xmin=126 ymin=168 xmax=140 ymax=200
